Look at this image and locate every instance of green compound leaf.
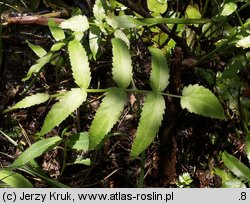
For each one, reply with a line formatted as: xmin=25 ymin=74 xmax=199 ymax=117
xmin=66 ymin=132 xmax=89 ymax=151
xmin=221 ymin=2 xmax=237 ymax=16
xmin=22 ymin=52 xmax=52 ymax=81
xmin=89 ymin=88 xmax=127 ymax=149
xmin=111 ymin=38 xmax=133 ymax=88
xmin=48 ymin=19 xmax=65 ymax=41
xmin=0 ymin=170 xmax=33 ymax=188
xmin=222 ymin=151 xmax=250 ymax=181
xmin=68 ymin=39 xmax=91 ymax=89
xmin=130 ymin=92 xmax=165 ymax=160
xmin=26 ymin=40 xmax=47 ymax=58
xmin=11 ymin=136 xmax=62 ymax=168
xmin=60 ymin=15 xmax=89 ymax=32
xmin=38 ymin=88 xmax=87 ymax=136
xmin=181 ymin=84 xmax=226 ymax=120
xmin=8 ymin=93 xmax=50 ymax=111
xmin=149 ymin=48 xmax=170 ymax=92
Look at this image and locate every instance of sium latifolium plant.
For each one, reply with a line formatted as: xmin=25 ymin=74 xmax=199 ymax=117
xmin=2 ymin=0 xmax=227 ymax=186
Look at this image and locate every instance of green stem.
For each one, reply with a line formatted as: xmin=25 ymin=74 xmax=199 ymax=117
xmin=4 ymin=88 xmax=181 ymax=115
xmin=138 ymin=151 xmax=145 ymax=188
xmin=61 ymin=145 xmax=67 ymax=175
xmin=20 ymin=74 xmax=39 ymax=96
xmin=60 ymin=127 xmax=70 ymax=175
xmin=161 ymin=92 xmax=182 ymax=98
xmin=201 ymin=0 xmax=209 ymax=18
xmin=126 ymin=89 xmax=151 ymax=94
xmin=197 ymin=0 xmax=210 ymax=35
xmin=235 ymin=10 xmax=243 ymax=26
xmin=86 ymin=88 xmax=182 ymax=98
xmin=86 ymin=88 xmax=108 ymax=93
xmin=237 ymin=89 xmax=249 ymax=133
xmin=49 ymin=91 xmax=68 ymax=98
xmin=0 ymin=130 xmax=23 ymax=151
xmin=238 ymin=1 xmax=250 ymax=13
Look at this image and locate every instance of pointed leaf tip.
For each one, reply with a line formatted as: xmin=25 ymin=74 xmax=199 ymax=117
xmin=89 ymin=88 xmax=127 ymax=149
xmin=222 ymin=151 xmax=250 ymax=181
xmin=48 ymin=19 xmax=65 ymax=41
xmin=39 ymin=88 xmax=87 ymax=136
xmin=26 ymin=40 xmax=47 ymax=58
xmin=68 ymin=39 xmax=91 ymax=89
xmin=22 ymin=53 xmax=52 ymax=81
xmin=149 ymin=48 xmax=170 ymax=92
xmin=112 ymin=38 xmax=133 ymax=88
xmin=130 ymin=92 xmax=165 ymax=160
xmin=8 ymin=93 xmax=50 ymax=111
xmin=93 ymin=0 xmax=107 ymax=22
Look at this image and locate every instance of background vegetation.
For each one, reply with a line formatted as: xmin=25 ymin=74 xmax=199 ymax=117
xmin=0 ymin=0 xmax=250 ymax=188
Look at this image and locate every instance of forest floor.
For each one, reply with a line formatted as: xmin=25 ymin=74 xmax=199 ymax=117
xmin=0 ymin=0 xmax=249 ymax=187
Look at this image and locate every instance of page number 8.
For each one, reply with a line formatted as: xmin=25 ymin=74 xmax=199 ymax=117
xmin=240 ymin=192 xmax=246 ymax=200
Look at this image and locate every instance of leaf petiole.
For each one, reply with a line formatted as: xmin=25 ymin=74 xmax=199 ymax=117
xmin=85 ymin=88 xmax=181 ymax=98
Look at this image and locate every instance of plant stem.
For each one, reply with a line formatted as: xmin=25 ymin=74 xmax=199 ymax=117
xmin=60 ymin=127 xmax=70 ymax=175
xmin=0 ymin=130 xmax=23 ymax=151
xmin=86 ymin=88 xmax=108 ymax=93
xmin=160 ymin=92 xmax=182 ymax=98
xmin=86 ymin=88 xmax=182 ymax=98
xmin=235 ymin=10 xmax=243 ymax=26
xmin=138 ymin=151 xmax=145 ymax=188
xmin=61 ymin=145 xmax=67 ymax=175
xmin=20 ymin=74 xmax=39 ymax=96
xmin=201 ymin=0 xmax=209 ymax=18
xmin=45 ymin=91 xmax=64 ymax=98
